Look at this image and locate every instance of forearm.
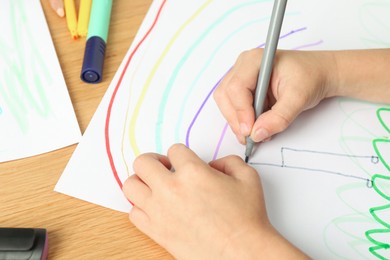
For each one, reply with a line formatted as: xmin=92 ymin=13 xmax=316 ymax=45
xmin=327 ymin=49 xmax=390 ymax=104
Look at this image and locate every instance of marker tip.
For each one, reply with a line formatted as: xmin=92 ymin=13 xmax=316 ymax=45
xmin=245 ymin=156 xmax=249 ymax=163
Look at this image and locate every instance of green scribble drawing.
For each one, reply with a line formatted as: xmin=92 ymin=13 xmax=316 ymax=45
xmin=377 ymin=108 xmax=390 ymax=137
xmin=359 ymin=2 xmax=390 ymax=47
xmin=324 ymin=212 xmax=374 ymax=259
xmin=365 ymin=108 xmax=390 ymax=259
xmin=337 ymin=99 xmax=380 ymax=178
xmin=0 ymin=1 xmax=52 ymax=133
xmin=320 ymin=101 xmax=390 ymax=259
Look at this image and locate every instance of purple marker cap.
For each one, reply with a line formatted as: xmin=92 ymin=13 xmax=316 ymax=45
xmin=80 ymin=36 xmax=106 ymax=83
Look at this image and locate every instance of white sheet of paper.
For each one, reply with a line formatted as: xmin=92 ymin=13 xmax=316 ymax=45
xmin=0 ymin=0 xmax=81 ymax=162
xmin=56 ymin=0 xmax=390 ymax=258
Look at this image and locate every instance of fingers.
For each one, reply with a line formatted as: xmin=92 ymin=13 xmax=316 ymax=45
xmin=214 ymin=49 xmax=262 ymax=143
xmin=132 ymin=153 xmax=172 ymax=189
xmin=251 ymin=91 xmax=305 ymax=142
xmin=209 ymin=155 xmax=257 ymax=181
xmin=213 ymin=88 xmax=243 ymax=143
xmin=167 ymin=144 xmax=208 ymax=171
xmin=128 ymin=206 xmax=151 ymax=236
xmin=123 ymin=176 xmax=152 ymax=235
xmin=49 ymin=0 xmax=65 ymax=17
xmin=215 ymin=48 xmax=321 ymax=143
xmin=123 ymin=175 xmax=151 ymax=207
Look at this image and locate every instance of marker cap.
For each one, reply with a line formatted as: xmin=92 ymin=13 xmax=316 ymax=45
xmin=81 ymin=36 xmax=106 ymax=83
xmin=0 ymin=228 xmax=48 ymax=260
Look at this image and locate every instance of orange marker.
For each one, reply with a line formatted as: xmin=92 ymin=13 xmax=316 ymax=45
xmin=64 ymin=0 xmax=78 ymax=39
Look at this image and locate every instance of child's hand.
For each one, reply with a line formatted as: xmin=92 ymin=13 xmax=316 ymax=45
xmin=214 ymin=49 xmax=335 ymax=144
xmin=123 ymin=144 xmax=306 ymax=259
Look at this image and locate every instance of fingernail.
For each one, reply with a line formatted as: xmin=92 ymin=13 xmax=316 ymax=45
xmin=240 ymin=123 xmax=250 ymax=136
xmin=262 ymin=136 xmax=272 ymax=142
xmin=237 ymin=135 xmax=246 ymax=145
xmin=57 ymin=8 xmax=64 ymax=17
xmin=253 ymin=128 xmax=269 ymax=142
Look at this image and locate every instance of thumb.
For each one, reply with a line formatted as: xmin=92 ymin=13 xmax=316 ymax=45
xmin=250 ymin=95 xmax=305 ymax=142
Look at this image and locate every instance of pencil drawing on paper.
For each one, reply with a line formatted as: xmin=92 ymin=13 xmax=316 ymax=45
xmin=250 ymin=147 xmax=377 ymax=187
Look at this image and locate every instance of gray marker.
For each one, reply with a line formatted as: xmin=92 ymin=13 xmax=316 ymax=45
xmin=245 ymin=0 xmax=288 ymax=163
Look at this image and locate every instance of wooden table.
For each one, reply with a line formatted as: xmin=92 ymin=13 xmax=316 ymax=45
xmin=0 ymin=1 xmax=173 ymax=259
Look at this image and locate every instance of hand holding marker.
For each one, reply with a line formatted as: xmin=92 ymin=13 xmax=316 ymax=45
xmin=245 ymin=0 xmax=287 ymax=162
xmin=81 ymin=0 xmax=113 ymax=83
